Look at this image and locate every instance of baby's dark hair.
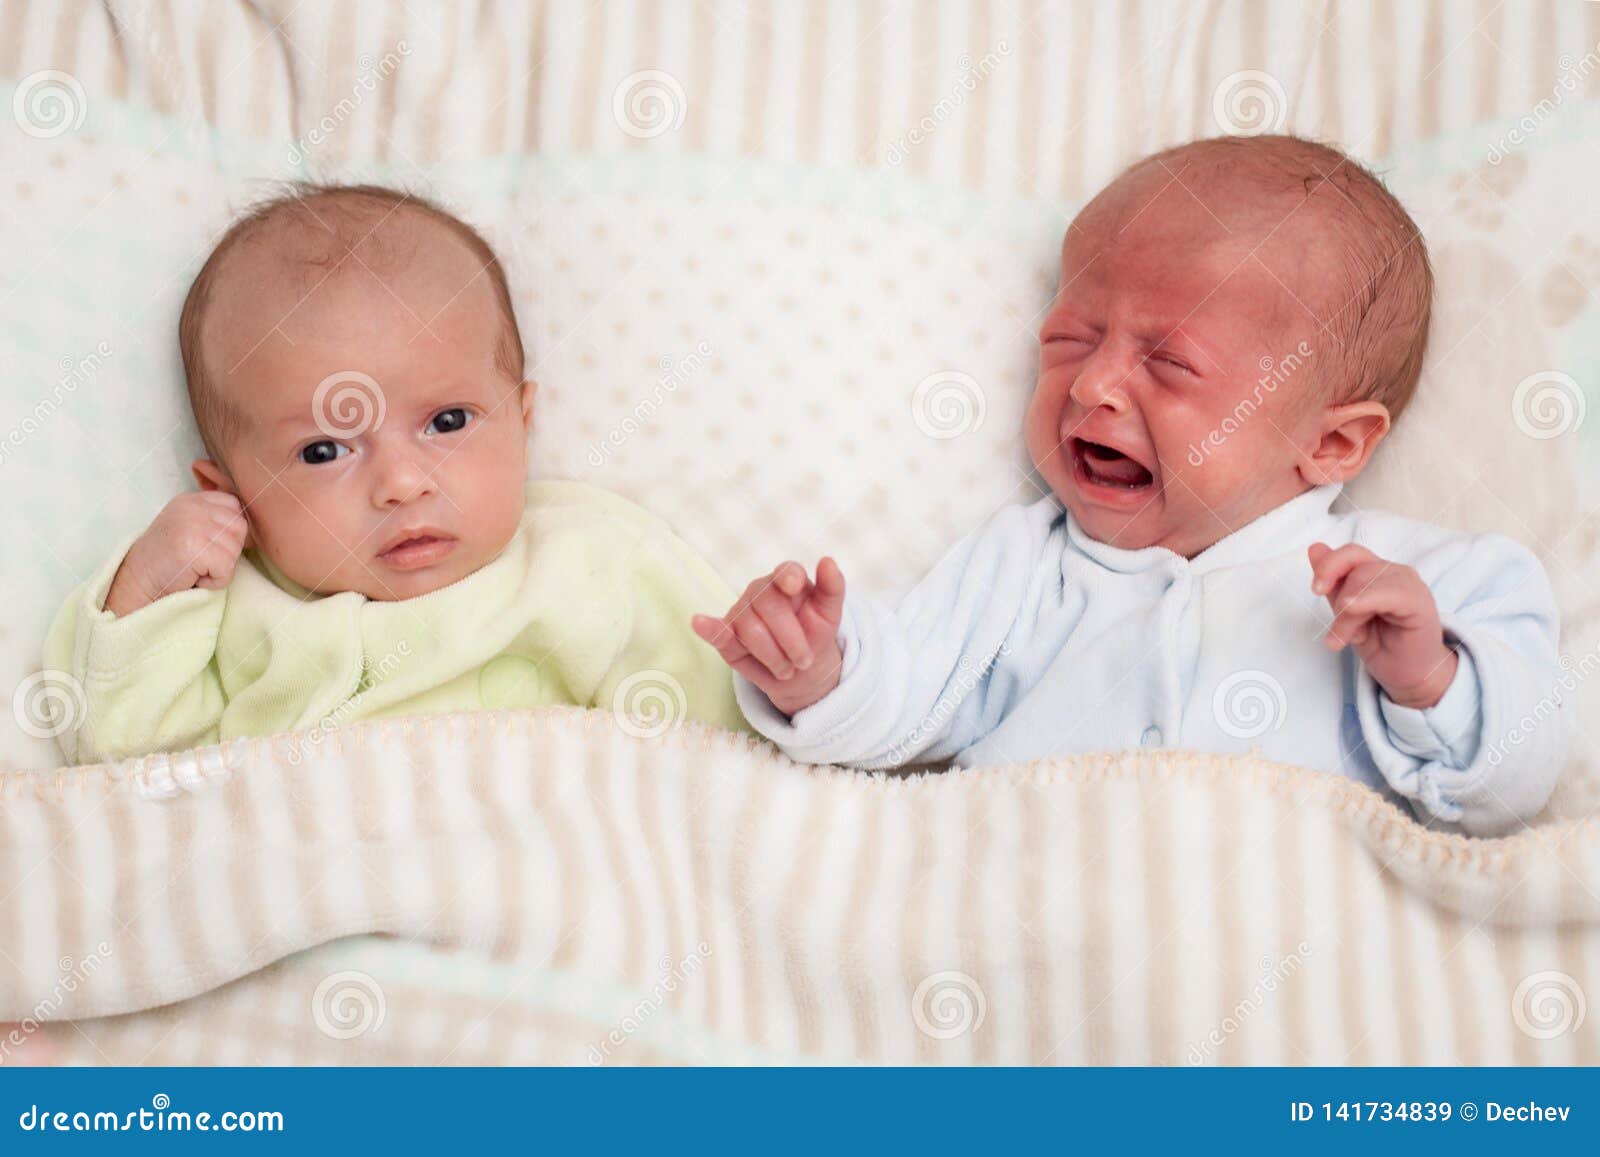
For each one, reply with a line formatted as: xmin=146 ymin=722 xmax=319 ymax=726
xmin=178 ymin=182 xmax=525 ymax=467
xmin=1123 ymin=134 xmax=1434 ymax=422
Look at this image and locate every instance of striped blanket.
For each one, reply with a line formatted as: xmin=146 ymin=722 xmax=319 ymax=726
xmin=3 ymin=707 xmax=1597 ymax=1065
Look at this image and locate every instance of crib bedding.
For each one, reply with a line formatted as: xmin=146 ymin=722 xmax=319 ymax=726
xmin=3 ymin=0 xmax=1600 ymax=1065
xmin=1 ymin=707 xmax=1597 ymax=1065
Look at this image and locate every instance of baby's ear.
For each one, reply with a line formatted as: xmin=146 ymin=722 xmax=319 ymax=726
xmin=191 ymin=458 xmax=236 ymax=495
xmin=1298 ymin=401 xmax=1391 ymax=486
xmin=519 ymin=379 xmax=538 ymax=430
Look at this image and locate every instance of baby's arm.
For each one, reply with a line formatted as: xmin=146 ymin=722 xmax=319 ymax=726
xmin=695 ymin=500 xmax=1065 ymax=768
xmin=103 ymin=491 xmax=250 ymax=615
xmin=1320 ymin=533 xmax=1564 ymax=836
xmin=41 ymin=493 xmax=248 ymax=764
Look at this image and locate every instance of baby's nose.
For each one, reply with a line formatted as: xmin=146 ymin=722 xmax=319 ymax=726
xmin=1068 ymin=366 xmax=1130 ymax=411
xmin=372 ymin=454 xmax=437 ymax=506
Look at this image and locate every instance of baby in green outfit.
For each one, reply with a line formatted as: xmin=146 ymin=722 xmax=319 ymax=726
xmin=43 ymin=184 xmax=745 ymax=764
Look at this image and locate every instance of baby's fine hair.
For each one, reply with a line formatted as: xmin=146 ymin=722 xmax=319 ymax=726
xmin=178 ymin=182 xmax=524 ymax=467
xmin=1123 ymin=134 xmax=1433 ymax=422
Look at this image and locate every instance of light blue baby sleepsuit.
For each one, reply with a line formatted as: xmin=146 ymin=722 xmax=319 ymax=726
xmin=735 ymin=484 xmax=1564 ymax=836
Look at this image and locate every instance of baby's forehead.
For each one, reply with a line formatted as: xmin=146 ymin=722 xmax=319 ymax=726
xmin=204 ymin=208 xmax=502 ymax=370
xmin=212 ymin=204 xmax=487 ymax=314
xmin=1062 ymin=167 xmax=1342 ymax=317
xmin=196 ymin=202 xmax=513 ymax=430
xmin=1070 ymin=159 xmax=1330 ymax=249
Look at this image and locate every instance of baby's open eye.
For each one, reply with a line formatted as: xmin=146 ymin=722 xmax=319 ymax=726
xmin=427 ymin=407 xmax=472 ymax=435
xmin=299 ymin=440 xmax=349 ymax=465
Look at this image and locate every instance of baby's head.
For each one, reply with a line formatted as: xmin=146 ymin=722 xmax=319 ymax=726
xmin=1027 ymin=134 xmax=1433 ymax=557
xmin=181 ymin=183 xmax=533 ymax=600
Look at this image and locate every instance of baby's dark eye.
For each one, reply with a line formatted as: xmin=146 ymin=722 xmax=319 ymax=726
xmin=1152 ymin=353 xmax=1191 ymax=373
xmin=427 ymin=407 xmax=472 ymax=435
xmin=299 ymin=440 xmax=349 ymax=465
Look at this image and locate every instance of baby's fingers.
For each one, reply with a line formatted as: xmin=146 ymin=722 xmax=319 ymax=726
xmin=806 ymin=556 xmax=846 ymax=627
xmin=217 ymin=509 xmax=250 ymax=546
xmin=1308 ymin=542 xmax=1377 ymax=598
xmin=1323 ymin=607 xmax=1375 ymax=650
xmin=193 ymin=548 xmax=241 ymax=590
xmin=770 ymin=560 xmax=810 ymax=600
xmin=692 ymin=614 xmax=751 ymax=663
xmin=751 ymin=586 xmax=813 ymax=670
xmin=730 ymin=610 xmax=798 ymax=681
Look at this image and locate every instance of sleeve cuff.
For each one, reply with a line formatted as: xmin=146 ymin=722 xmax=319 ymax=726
xmin=76 ymin=535 xmax=227 ymax=680
xmin=1378 ymin=646 xmax=1481 ymax=762
xmin=731 ymin=591 xmax=875 ymax=758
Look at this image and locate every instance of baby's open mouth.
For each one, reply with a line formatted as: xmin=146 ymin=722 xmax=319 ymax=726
xmin=1071 ymin=438 xmax=1155 ymax=490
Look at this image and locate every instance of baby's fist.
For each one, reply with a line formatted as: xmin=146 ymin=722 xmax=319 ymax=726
xmin=104 ymin=491 xmax=251 ymax=616
xmin=1308 ymin=541 xmax=1457 ymax=708
xmin=693 ymin=557 xmax=847 ymax=716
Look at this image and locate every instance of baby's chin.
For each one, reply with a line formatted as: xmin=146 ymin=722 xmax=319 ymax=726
xmin=362 ymin=551 xmax=480 ymax=599
xmin=1037 ymin=457 xmax=1164 ymax=550
xmin=1064 ymin=498 xmax=1165 ymax=550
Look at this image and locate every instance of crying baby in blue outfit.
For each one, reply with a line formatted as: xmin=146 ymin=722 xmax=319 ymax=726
xmin=692 ymin=133 xmax=1563 ymax=837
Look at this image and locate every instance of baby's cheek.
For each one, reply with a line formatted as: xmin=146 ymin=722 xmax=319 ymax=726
xmin=1169 ymin=434 xmax=1247 ymax=502
xmin=276 ymin=516 xmax=360 ymax=591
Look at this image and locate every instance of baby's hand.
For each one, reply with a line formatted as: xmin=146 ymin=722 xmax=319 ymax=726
xmin=103 ymin=492 xmax=251 ymax=617
xmin=1308 ymin=542 xmax=1458 ymax=709
xmin=693 ymin=558 xmax=847 ymax=716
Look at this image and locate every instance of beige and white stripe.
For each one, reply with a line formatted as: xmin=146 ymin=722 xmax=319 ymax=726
xmin=4 ymin=0 xmax=1597 ymax=194
xmin=2 ymin=707 xmax=1598 ymax=1065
